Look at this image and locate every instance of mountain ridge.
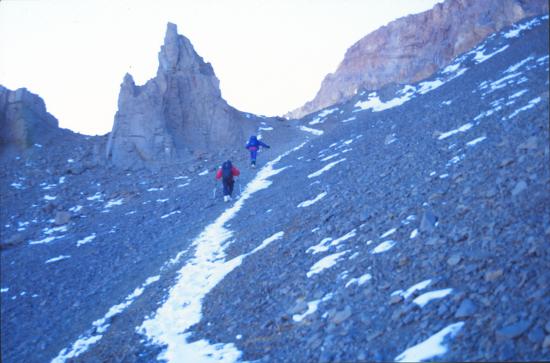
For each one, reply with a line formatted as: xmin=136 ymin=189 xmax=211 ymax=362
xmin=287 ymin=0 xmax=549 ymax=119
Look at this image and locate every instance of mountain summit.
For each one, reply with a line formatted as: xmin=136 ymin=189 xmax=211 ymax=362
xmin=287 ymin=0 xmax=548 ymax=119
xmin=106 ymin=23 xmax=257 ymax=168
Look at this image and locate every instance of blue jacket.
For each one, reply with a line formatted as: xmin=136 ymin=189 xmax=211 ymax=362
xmin=245 ymin=136 xmax=270 ymax=150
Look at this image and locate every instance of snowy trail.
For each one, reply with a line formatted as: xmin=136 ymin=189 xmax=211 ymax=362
xmin=51 ymin=143 xmax=306 ymax=362
xmin=139 ymin=143 xmax=306 ymax=362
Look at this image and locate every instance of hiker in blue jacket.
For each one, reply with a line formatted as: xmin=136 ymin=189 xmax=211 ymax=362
xmin=245 ymin=135 xmax=270 ymax=168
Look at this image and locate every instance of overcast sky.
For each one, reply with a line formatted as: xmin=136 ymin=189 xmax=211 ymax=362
xmin=0 ymin=0 xmax=443 ymax=135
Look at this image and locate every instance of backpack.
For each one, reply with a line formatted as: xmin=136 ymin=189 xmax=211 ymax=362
xmin=247 ymin=136 xmax=259 ymax=148
xmin=222 ymin=161 xmax=233 ymax=181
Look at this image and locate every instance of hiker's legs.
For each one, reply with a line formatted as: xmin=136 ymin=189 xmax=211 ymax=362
xmin=223 ymin=180 xmax=234 ymax=199
xmin=250 ymin=150 xmax=257 ymax=165
xmin=222 ymin=180 xmax=231 ymax=196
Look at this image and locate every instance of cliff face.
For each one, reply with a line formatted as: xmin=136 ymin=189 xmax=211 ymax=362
xmin=0 ymin=86 xmax=62 ymax=152
xmin=107 ymin=23 xmax=256 ymax=168
xmin=288 ymin=0 xmax=549 ymax=119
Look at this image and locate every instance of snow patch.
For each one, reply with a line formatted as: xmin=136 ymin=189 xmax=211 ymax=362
xmin=307 ymin=237 xmax=333 ymax=254
xmin=413 ymin=288 xmax=453 ymax=307
xmin=307 ymin=251 xmax=349 ymax=277
xmin=86 ymin=192 xmax=102 ymax=201
xmin=466 ymin=136 xmax=487 ymax=146
xmin=299 ymin=126 xmax=324 ymax=136
xmin=104 ymin=198 xmax=124 ymax=208
xmin=380 ymin=227 xmax=397 ymax=238
xmin=76 ymin=234 xmax=96 ymax=247
xmin=52 ymin=275 xmax=161 ymax=362
xmin=293 ymin=293 xmax=333 ymax=322
xmin=297 ymin=192 xmax=327 ymax=208
xmin=308 ymin=158 xmax=346 ymax=178
xmin=503 ymin=17 xmax=540 ymax=39
xmin=473 ymin=45 xmax=509 ymax=63
xmin=69 ymin=205 xmax=83 ymax=213
xmin=371 ymin=240 xmax=396 ymax=254
xmin=345 ymin=273 xmax=372 ymax=287
xmin=45 ymin=255 xmax=71 ymax=264
xmin=507 ymin=97 xmax=541 ymax=119
xmin=321 ymin=153 xmax=339 ymax=162
xmin=395 ymin=322 xmax=464 ymax=362
xmin=11 ymin=182 xmax=24 ymax=189
xmin=44 ymin=226 xmax=68 ymax=235
xmin=341 ymin=116 xmax=356 ymax=123
xmin=438 ymin=123 xmax=473 ymax=140
xmin=161 ymin=211 xmax=181 ymax=219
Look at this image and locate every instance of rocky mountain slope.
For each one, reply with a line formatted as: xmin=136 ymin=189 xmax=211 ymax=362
xmin=107 ymin=23 xmax=269 ymax=168
xmin=1 ymin=14 xmax=549 ymax=363
xmin=288 ymin=0 xmax=549 ymax=119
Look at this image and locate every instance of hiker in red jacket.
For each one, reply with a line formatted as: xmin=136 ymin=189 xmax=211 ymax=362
xmin=215 ymin=160 xmax=240 ymax=202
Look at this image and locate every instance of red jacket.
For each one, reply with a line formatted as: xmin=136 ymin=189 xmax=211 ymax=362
xmin=215 ymin=166 xmax=240 ymax=180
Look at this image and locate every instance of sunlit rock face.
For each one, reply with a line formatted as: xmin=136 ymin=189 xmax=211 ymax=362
xmin=287 ymin=0 xmax=548 ymax=119
xmin=107 ymin=23 xmax=255 ymax=168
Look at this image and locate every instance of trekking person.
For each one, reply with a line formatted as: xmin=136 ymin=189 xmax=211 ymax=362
xmin=245 ymin=135 xmax=270 ymax=168
xmin=215 ymin=160 xmax=240 ymax=202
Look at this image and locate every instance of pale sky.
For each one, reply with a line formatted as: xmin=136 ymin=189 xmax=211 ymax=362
xmin=0 ymin=0 xmax=443 ymax=135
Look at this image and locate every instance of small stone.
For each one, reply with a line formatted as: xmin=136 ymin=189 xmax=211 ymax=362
xmin=426 ymin=237 xmax=441 ymax=245
xmin=420 ymin=210 xmax=438 ymax=233
xmin=398 ymin=257 xmax=409 ymax=267
xmin=499 ymin=158 xmax=514 ymax=168
xmin=390 ymin=295 xmax=403 ymax=305
xmin=511 ymin=180 xmax=528 ymax=196
xmin=54 ymin=211 xmax=71 ymax=225
xmin=0 ymin=233 xmax=26 ymax=250
xmin=455 ymin=298 xmax=477 ymax=318
xmin=485 ymin=188 xmax=497 ymax=198
xmin=360 ymin=210 xmax=371 ymax=222
xmin=518 ymin=136 xmax=538 ymax=150
xmin=332 ymin=306 xmax=352 ymax=324
xmin=527 ymin=326 xmax=545 ymax=343
xmin=498 ymin=344 xmax=515 ymax=360
xmin=484 ymin=269 xmax=503 ymax=282
xmin=391 ymin=308 xmax=405 ymax=321
xmin=367 ymin=330 xmax=383 ymax=342
xmin=447 ymin=254 xmax=462 ymax=266
xmin=450 ymin=226 xmax=469 ymax=243
xmin=496 ymin=320 xmax=531 ymax=339
xmin=289 ymin=300 xmax=308 ymax=315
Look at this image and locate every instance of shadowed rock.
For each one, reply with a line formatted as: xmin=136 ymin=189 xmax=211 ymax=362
xmin=0 ymin=86 xmax=61 ymax=152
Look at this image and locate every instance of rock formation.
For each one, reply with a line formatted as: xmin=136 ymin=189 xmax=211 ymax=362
xmin=288 ymin=0 xmax=548 ymax=119
xmin=107 ymin=23 xmax=257 ymax=168
xmin=0 ymin=86 xmax=62 ymax=152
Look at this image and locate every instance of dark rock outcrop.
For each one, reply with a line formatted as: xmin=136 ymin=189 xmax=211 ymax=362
xmin=288 ymin=0 xmax=548 ymax=119
xmin=106 ymin=23 xmax=257 ymax=168
xmin=0 ymin=86 xmax=61 ymax=152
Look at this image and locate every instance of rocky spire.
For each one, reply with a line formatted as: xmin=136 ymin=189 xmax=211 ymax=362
xmin=107 ymin=23 xmax=255 ymax=168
